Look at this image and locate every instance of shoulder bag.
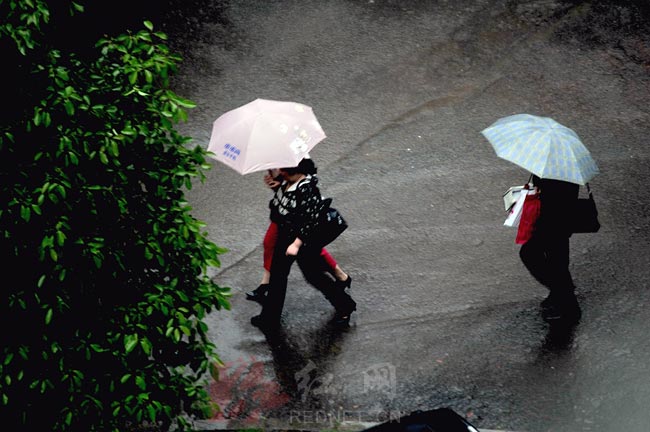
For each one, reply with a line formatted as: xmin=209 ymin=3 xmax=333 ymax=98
xmin=314 ymin=197 xmax=348 ymax=247
xmin=571 ymin=183 xmax=601 ymax=233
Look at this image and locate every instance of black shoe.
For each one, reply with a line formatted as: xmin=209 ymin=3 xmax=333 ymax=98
xmin=542 ymin=303 xmax=563 ymax=321
xmin=332 ymin=311 xmax=352 ymax=327
xmin=542 ymin=297 xmax=581 ymax=323
xmin=335 ymin=275 xmax=352 ymax=290
xmin=332 ymin=301 xmax=356 ymax=328
xmin=245 ymin=284 xmax=269 ymax=303
xmin=250 ymin=315 xmax=280 ymax=332
xmin=540 ymin=294 xmax=555 ymax=310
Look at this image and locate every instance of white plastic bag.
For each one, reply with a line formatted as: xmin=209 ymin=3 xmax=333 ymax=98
xmin=503 ymin=185 xmax=525 ymax=212
xmin=504 ymin=188 xmax=536 ymax=227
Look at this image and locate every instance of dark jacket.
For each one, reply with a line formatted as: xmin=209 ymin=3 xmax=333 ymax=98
xmin=532 ymin=175 xmax=579 ymax=236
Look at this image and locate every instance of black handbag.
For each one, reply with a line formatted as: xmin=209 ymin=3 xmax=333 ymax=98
xmin=314 ymin=198 xmax=348 ymax=247
xmin=571 ymin=183 xmax=601 ymax=234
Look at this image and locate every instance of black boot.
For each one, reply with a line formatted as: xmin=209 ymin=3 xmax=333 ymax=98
xmin=246 ymin=284 xmax=269 ymax=303
xmin=332 ymin=295 xmax=357 ymax=328
xmin=334 ymin=275 xmax=352 ymax=290
xmin=250 ymin=314 xmax=281 ymax=335
xmin=542 ymin=290 xmax=581 ymax=323
xmin=540 ymin=291 xmax=557 ymax=311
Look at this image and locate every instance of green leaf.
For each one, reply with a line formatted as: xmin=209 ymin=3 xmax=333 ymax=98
xmin=68 ymin=151 xmax=78 ymax=165
xmin=135 ymin=376 xmax=145 ymax=390
xmin=45 ymin=309 xmax=53 ymax=324
xmin=20 ymin=206 xmax=31 ymax=222
xmin=139 ymin=338 xmax=152 ymax=355
xmin=147 ymin=404 xmax=156 ymax=422
xmin=124 ymin=334 xmax=138 ymax=353
xmin=64 ymin=100 xmax=74 ymax=115
xmin=109 ymin=140 xmax=119 ymax=157
xmin=56 ymin=68 xmax=69 ymax=81
xmin=175 ymin=97 xmax=197 ymax=109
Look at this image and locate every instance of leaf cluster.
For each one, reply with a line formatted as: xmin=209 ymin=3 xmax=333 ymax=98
xmin=0 ymin=1 xmax=230 ymax=431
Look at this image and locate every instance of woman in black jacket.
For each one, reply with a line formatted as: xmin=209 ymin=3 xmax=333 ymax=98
xmin=246 ymin=163 xmax=352 ymax=303
xmin=250 ymin=158 xmax=356 ymax=331
xmin=519 ymin=175 xmax=581 ymax=322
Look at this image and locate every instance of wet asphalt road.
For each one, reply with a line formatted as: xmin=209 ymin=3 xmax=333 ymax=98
xmin=158 ymin=1 xmax=650 ymax=431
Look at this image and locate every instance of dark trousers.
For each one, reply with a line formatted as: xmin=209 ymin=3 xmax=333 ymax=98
xmin=260 ymin=230 xmax=356 ymax=323
xmin=519 ymin=233 xmax=575 ymax=296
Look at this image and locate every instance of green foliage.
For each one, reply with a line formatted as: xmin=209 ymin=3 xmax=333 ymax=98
xmin=0 ymin=1 xmax=230 ymax=431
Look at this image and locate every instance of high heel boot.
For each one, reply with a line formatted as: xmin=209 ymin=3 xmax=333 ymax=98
xmin=332 ymin=296 xmax=356 ymax=327
xmin=334 ymin=275 xmax=352 ymax=290
xmin=245 ymin=284 xmax=269 ymax=303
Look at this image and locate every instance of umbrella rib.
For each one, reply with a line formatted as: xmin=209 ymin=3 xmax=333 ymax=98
xmin=240 ymin=112 xmax=263 ymax=174
xmin=520 ymin=127 xmax=549 ymax=176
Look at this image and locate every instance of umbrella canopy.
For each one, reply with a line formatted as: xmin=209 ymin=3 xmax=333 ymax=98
xmin=207 ymin=99 xmax=326 ymax=175
xmin=481 ymin=114 xmax=599 ymax=185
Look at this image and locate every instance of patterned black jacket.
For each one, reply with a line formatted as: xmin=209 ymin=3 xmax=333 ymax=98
xmin=269 ymin=174 xmax=325 ymax=244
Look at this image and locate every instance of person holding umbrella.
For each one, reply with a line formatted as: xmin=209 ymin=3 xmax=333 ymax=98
xmin=250 ymin=158 xmax=356 ymax=331
xmin=482 ymin=114 xmax=600 ymax=323
xmin=246 ymin=162 xmax=352 ymax=304
xmin=206 ymin=99 xmax=355 ymax=328
xmin=519 ymin=175 xmax=581 ymax=321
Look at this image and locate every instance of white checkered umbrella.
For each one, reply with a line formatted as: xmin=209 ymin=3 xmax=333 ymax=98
xmin=481 ymin=114 xmax=599 ymax=185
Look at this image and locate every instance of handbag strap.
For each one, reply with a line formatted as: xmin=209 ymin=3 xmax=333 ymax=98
xmin=585 ymin=182 xmax=594 ymax=199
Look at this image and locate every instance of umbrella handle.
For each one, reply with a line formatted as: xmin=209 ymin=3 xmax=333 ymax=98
xmin=523 ymin=173 xmax=534 ymax=189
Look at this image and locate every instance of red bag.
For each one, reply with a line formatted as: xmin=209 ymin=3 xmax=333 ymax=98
xmin=515 ymin=190 xmax=541 ymax=244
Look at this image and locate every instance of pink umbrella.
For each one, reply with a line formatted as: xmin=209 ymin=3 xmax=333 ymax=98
xmin=207 ymin=99 xmax=326 ymax=175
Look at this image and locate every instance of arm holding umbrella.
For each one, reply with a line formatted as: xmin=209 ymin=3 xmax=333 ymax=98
xmin=264 ymin=169 xmax=282 ymax=190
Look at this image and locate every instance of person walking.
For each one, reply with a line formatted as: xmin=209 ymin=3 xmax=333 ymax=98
xmin=246 ymin=164 xmax=352 ymax=304
xmin=519 ymin=174 xmax=581 ymax=322
xmin=250 ymin=158 xmax=356 ymax=331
